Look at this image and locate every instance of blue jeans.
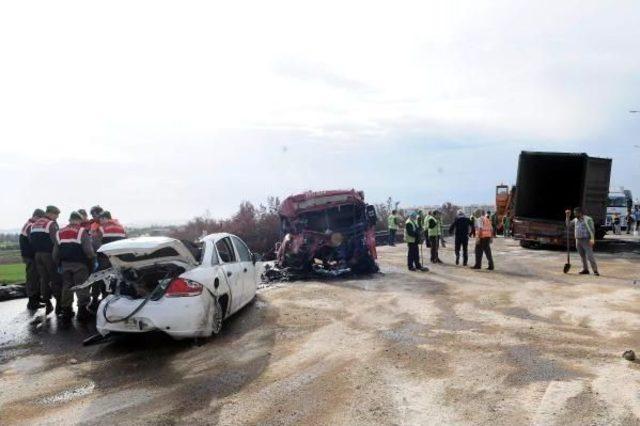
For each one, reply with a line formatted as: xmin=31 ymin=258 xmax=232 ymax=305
xmin=388 ymin=229 xmax=397 ymax=246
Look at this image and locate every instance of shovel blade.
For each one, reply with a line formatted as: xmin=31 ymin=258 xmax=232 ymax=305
xmin=563 ymin=263 xmax=571 ymax=274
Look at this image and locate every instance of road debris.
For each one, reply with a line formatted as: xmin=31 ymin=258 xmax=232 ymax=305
xmin=623 ymin=350 xmax=636 ymax=361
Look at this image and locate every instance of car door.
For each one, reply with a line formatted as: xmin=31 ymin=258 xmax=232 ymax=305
xmin=231 ymin=235 xmax=256 ymax=305
xmin=215 ymin=237 xmax=244 ymax=313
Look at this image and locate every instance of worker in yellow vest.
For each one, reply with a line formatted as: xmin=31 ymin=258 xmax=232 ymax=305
xmin=425 ymin=210 xmax=444 ymax=263
xmin=405 ymin=212 xmax=428 ymax=272
xmin=387 ymin=210 xmax=399 ymax=246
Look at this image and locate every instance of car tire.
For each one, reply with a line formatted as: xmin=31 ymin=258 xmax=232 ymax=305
xmin=211 ymin=298 xmax=223 ymax=336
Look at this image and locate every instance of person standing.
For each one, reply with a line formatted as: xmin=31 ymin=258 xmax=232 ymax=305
xmin=490 ymin=211 xmax=498 ymax=237
xmin=387 ymin=210 xmax=399 ymax=246
xmin=425 ymin=210 xmax=443 ymax=263
xmin=53 ymin=212 xmax=97 ymax=322
xmin=503 ymin=215 xmax=511 ymax=237
xmin=634 ymin=206 xmax=640 ymax=235
xmin=449 ymin=210 xmax=474 ymax=266
xmin=29 ymin=205 xmax=61 ymax=315
xmin=472 ymin=209 xmax=494 ymax=270
xmin=405 ymin=212 xmax=427 ymax=272
xmin=613 ymin=213 xmax=621 ymax=235
xmin=569 ymin=207 xmax=599 ymax=276
xmin=626 ymin=208 xmax=633 ymax=235
xmin=89 ymin=211 xmax=127 ymax=311
xmin=20 ymin=209 xmax=45 ymax=310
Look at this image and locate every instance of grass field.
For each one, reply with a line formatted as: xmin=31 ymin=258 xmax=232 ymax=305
xmin=0 ymin=250 xmax=22 ymax=265
xmin=0 ymin=263 xmax=25 ymax=284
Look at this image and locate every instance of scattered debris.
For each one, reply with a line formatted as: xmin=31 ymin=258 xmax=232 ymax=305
xmin=623 ymin=350 xmax=636 ymax=361
xmin=269 ymin=190 xmax=379 ymax=281
xmin=0 ymin=284 xmax=26 ymax=301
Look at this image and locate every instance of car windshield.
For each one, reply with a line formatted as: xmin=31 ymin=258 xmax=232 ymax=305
xmin=608 ymin=196 xmax=627 ymax=207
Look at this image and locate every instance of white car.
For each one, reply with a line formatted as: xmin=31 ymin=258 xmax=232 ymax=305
xmin=93 ymin=233 xmax=258 ymax=339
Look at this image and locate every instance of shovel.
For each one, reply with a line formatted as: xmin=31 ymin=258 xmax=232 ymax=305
xmin=563 ymin=217 xmax=571 ymax=273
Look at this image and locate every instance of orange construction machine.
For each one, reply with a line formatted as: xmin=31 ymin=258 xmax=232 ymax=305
xmin=495 ymin=184 xmax=515 ymax=234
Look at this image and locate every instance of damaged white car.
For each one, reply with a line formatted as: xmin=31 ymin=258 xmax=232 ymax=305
xmin=90 ymin=234 xmax=258 ymax=340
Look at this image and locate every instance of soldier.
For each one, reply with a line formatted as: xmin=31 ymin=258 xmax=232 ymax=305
xmin=29 ymin=205 xmax=61 ymax=315
xmin=88 ymin=211 xmax=127 ymax=312
xmin=53 ymin=212 xmax=97 ymax=322
xmin=20 ymin=209 xmax=45 ymax=310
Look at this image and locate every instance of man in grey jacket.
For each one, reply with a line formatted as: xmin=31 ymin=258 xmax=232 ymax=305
xmin=569 ymin=207 xmax=599 ymax=276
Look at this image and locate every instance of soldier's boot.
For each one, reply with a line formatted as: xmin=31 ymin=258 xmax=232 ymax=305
xmin=88 ymin=298 xmax=101 ymax=314
xmin=58 ymin=306 xmax=75 ymax=322
xmin=76 ymin=305 xmax=93 ymax=323
xmin=27 ymin=296 xmax=44 ymax=311
xmin=43 ymin=299 xmax=54 ymax=316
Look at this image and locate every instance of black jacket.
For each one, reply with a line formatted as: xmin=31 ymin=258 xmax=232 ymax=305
xmin=449 ymin=216 xmax=474 ymax=241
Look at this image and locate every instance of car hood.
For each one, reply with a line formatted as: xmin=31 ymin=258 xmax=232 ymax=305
xmin=98 ymin=236 xmax=199 ymax=269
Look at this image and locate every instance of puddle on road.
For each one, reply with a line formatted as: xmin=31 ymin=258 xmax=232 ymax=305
xmin=38 ymin=382 xmax=95 ymax=405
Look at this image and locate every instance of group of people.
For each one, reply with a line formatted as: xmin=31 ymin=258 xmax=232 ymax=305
xmin=388 ymin=208 xmax=495 ymax=272
xmin=388 ymin=206 xmax=602 ymax=277
xmin=19 ymin=205 xmax=127 ymax=322
xmin=611 ymin=206 xmax=640 ymax=235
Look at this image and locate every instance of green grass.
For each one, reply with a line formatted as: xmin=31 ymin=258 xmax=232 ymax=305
xmin=0 ymin=263 xmax=25 ymax=284
xmin=0 ymin=250 xmax=22 ymax=265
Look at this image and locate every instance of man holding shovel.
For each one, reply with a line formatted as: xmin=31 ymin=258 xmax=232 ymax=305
xmin=568 ymin=207 xmax=599 ymax=276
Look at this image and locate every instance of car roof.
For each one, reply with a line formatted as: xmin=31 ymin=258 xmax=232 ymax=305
xmin=200 ymin=232 xmax=236 ymax=242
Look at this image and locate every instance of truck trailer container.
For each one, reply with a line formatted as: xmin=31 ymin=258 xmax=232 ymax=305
xmin=512 ymin=151 xmax=611 ymax=247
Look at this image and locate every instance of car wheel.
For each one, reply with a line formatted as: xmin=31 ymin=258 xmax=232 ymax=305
xmin=211 ymin=298 xmax=223 ymax=335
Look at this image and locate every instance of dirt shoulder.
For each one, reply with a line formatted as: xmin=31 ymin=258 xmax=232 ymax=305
xmin=1 ymin=238 xmax=640 ymax=425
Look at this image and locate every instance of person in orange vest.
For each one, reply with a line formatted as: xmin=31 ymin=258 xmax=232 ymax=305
xmin=29 ymin=205 xmax=62 ymax=315
xmin=96 ymin=211 xmax=127 ymax=245
xmin=20 ymin=208 xmax=46 ymax=311
xmin=88 ymin=211 xmax=127 ymax=312
xmin=88 ymin=205 xmax=104 ymax=241
xmin=53 ymin=211 xmax=97 ymax=322
xmin=77 ymin=209 xmax=90 ymax=231
xmin=471 ymin=209 xmax=494 ymax=270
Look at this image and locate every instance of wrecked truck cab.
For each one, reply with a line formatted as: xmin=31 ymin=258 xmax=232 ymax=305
xmin=274 ymin=190 xmax=379 ymax=278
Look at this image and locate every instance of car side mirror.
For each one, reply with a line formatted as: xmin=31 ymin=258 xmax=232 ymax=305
xmin=251 ymin=252 xmax=261 ymax=264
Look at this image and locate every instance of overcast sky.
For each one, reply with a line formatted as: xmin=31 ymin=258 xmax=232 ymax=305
xmin=1 ymin=0 xmax=639 ymax=229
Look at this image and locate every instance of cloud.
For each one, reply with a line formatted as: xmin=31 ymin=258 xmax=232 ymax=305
xmin=1 ymin=0 xmax=639 ymax=228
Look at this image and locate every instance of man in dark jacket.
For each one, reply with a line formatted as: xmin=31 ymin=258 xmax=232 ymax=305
xmin=449 ymin=210 xmax=475 ymax=266
xmin=20 ymin=208 xmax=45 ymax=310
xmin=405 ymin=212 xmax=428 ymax=272
xmin=29 ymin=205 xmax=62 ymax=315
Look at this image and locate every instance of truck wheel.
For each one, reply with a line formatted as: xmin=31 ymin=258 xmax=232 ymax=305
xmin=211 ymin=298 xmax=223 ymax=336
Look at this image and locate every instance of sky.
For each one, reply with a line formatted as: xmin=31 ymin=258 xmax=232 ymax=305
xmin=1 ymin=0 xmax=639 ymax=230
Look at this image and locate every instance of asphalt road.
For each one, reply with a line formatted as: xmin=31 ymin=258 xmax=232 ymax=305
xmin=1 ymin=237 xmax=640 ymax=425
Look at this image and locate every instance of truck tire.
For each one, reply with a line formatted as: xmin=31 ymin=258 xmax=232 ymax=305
xmin=519 ymin=240 xmax=532 ymax=249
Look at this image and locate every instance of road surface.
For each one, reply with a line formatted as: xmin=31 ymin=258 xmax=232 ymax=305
xmin=1 ymin=237 xmax=640 ymax=425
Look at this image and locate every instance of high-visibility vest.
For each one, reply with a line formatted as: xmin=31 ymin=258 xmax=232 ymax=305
xmin=479 ymin=216 xmax=493 ymax=238
xmin=388 ymin=214 xmax=398 ymax=230
xmin=30 ymin=217 xmax=55 ymax=253
xmin=425 ymin=216 xmax=442 ymax=237
xmin=405 ymin=219 xmax=418 ymax=243
xmin=99 ymin=220 xmax=127 ymax=244
xmin=57 ymin=224 xmax=88 ymax=263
